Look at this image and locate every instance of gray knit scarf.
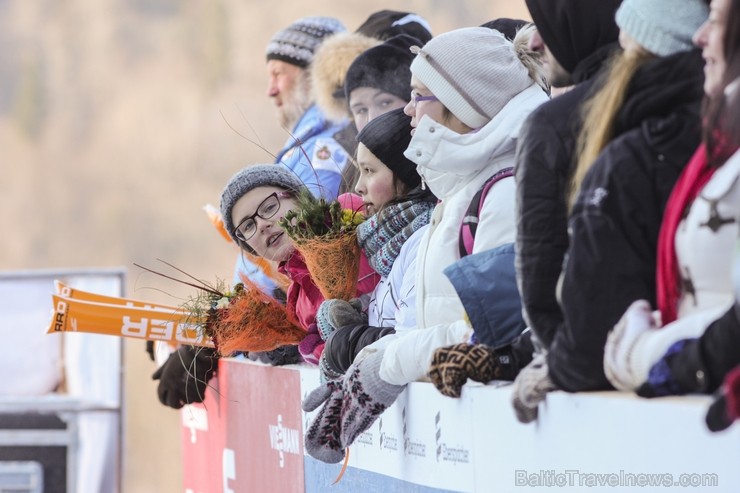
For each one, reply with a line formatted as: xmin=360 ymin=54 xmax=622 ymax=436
xmin=357 ymin=199 xmax=435 ymax=277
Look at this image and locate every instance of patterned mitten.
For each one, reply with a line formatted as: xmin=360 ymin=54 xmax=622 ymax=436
xmin=302 ymin=380 xmax=346 ymax=464
xmin=315 ymin=298 xmax=367 ymax=341
xmin=511 ymin=352 xmax=557 ymax=424
xmin=339 ymin=348 xmax=405 ymax=448
xmin=428 ymin=343 xmax=499 ymax=398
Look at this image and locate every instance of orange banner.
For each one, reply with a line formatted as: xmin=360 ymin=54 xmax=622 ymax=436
xmin=55 ymin=280 xmax=180 ymax=311
xmin=48 ymin=294 xmax=214 ymax=347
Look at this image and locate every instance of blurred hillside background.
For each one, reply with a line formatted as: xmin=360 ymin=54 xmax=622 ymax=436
xmin=1 ymin=1 xmax=529 ymax=491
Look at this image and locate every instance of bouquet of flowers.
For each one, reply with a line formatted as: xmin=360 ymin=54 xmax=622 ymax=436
xmin=204 ymin=277 xmax=305 ymax=356
xmin=139 ymin=261 xmax=305 ymax=356
xmin=278 ymin=191 xmax=365 ymax=301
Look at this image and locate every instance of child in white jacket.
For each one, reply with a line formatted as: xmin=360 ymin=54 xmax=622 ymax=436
xmin=315 ymin=108 xmax=437 ymax=381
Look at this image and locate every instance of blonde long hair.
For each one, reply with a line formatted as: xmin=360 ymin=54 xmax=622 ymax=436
xmin=569 ymin=48 xmax=654 ymax=208
xmin=512 ymin=24 xmax=549 ymax=93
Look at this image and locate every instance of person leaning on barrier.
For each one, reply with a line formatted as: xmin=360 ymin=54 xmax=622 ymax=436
xmin=426 ymin=1 xmax=622 ymax=402
xmin=601 ymin=0 xmax=740 ymax=424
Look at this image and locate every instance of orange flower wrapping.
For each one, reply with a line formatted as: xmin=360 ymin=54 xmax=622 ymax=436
xmin=210 ymin=277 xmax=305 ymax=356
xmin=291 ymin=231 xmax=361 ymax=301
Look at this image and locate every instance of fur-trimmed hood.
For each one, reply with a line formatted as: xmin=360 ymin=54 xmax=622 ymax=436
xmin=310 ymin=31 xmax=380 ymax=123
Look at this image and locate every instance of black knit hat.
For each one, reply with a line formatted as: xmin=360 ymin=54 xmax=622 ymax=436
xmin=356 ymin=10 xmax=432 ymax=44
xmin=480 ymin=18 xmax=530 ymax=42
xmin=265 ymin=16 xmax=346 ymax=68
xmin=344 ymin=34 xmax=419 ymax=102
xmin=524 ymin=0 xmax=621 ymax=75
xmin=356 ymin=108 xmax=418 ymax=188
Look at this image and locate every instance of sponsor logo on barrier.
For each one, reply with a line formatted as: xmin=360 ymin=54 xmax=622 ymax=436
xmin=402 ymin=407 xmax=427 ymax=458
xmin=182 ymin=405 xmax=209 ymax=444
xmin=269 ymin=414 xmax=301 ymax=468
xmin=355 ymin=431 xmax=373 ymax=446
xmin=378 ymin=418 xmax=398 ymax=452
xmin=434 ymin=411 xmax=470 ymax=465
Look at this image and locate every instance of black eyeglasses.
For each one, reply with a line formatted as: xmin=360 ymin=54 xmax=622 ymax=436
xmin=410 ymin=90 xmax=438 ymax=108
xmin=233 ymin=191 xmax=292 ymax=243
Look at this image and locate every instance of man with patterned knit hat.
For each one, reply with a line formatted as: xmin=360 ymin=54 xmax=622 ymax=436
xmin=265 ymin=15 xmax=351 ymax=199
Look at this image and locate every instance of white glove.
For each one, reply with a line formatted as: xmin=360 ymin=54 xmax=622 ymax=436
xmin=604 ymin=300 xmax=658 ymax=391
xmin=511 ymin=352 xmax=558 ymax=423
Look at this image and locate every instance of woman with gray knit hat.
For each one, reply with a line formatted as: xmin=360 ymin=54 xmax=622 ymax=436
xmin=219 ymin=164 xmax=380 ymax=365
xmin=511 ymin=0 xmax=709 ymax=418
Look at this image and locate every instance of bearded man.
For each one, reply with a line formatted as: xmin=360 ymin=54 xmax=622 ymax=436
xmin=265 ymin=16 xmax=351 ymax=199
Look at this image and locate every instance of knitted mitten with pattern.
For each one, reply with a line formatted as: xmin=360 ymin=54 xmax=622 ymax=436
xmin=339 ymin=348 xmax=405 ymax=448
xmin=428 ymin=343 xmax=501 ymax=398
xmin=302 ymin=379 xmax=346 ymax=464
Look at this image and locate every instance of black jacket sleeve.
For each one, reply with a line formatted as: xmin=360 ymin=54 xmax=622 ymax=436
xmin=323 ymin=324 xmax=396 ymax=375
xmin=515 ymin=83 xmax=594 ymax=348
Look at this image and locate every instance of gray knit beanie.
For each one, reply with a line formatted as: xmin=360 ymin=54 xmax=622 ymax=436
xmin=615 ymin=0 xmax=708 ymax=57
xmin=266 ymin=16 xmax=347 ymax=68
xmin=220 ymin=164 xmax=306 ymax=248
xmin=410 ymin=27 xmax=532 ymax=129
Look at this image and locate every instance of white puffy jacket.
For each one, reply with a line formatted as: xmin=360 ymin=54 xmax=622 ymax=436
xmin=376 ymin=85 xmax=548 ymax=385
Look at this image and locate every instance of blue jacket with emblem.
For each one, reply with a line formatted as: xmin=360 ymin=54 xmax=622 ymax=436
xmin=275 ymin=103 xmax=350 ymax=201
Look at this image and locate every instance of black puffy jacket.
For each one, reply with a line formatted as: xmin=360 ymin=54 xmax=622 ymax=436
xmin=548 ymin=49 xmax=705 ymax=391
xmin=515 ymin=0 xmax=621 ymax=349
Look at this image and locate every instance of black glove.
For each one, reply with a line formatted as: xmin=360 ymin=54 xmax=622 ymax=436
xmin=323 ymin=324 xmax=395 ymax=376
xmin=145 ymin=341 xmax=155 ymax=361
xmin=152 ymin=346 xmax=218 ymax=409
xmin=248 ymin=345 xmax=303 ymax=366
xmin=705 ymin=389 xmax=732 ymax=432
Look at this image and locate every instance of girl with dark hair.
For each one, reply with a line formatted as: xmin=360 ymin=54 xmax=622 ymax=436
xmin=312 ymin=108 xmax=437 ymax=381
